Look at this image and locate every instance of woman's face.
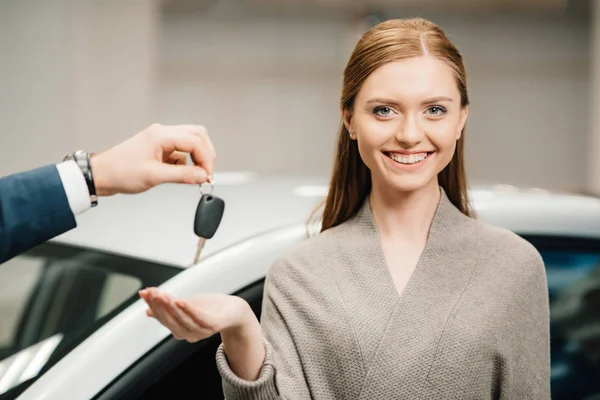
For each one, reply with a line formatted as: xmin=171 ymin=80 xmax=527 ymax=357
xmin=343 ymin=56 xmax=468 ymax=195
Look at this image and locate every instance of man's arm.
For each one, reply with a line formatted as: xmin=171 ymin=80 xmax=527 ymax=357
xmin=0 ymin=164 xmax=77 ymax=263
xmin=0 ymin=123 xmax=216 ymax=264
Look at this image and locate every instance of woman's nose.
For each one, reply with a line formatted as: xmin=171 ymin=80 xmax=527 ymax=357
xmin=395 ymin=115 xmax=424 ymax=147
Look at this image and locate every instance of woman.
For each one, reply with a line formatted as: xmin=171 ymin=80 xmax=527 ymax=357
xmin=140 ymin=17 xmax=550 ymax=399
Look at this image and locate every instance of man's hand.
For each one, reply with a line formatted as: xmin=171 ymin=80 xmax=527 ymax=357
xmin=90 ymin=124 xmax=216 ymax=196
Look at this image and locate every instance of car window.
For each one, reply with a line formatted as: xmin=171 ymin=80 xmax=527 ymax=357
xmin=525 ymin=236 xmax=600 ymax=400
xmin=0 ymin=243 xmax=181 ymax=399
xmin=0 ymin=256 xmax=44 ymax=352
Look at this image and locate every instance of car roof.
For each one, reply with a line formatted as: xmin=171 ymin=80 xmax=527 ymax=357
xmin=469 ymin=184 xmax=600 ymax=239
xmin=51 ymin=172 xmax=328 ymax=268
xmin=51 ymin=173 xmax=600 ymax=268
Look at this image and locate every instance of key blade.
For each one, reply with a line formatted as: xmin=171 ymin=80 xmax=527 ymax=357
xmin=193 ymin=237 xmax=206 ymax=264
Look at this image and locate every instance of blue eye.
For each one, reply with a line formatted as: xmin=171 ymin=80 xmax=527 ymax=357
xmin=374 ymin=106 xmax=393 ymax=117
xmin=427 ymin=106 xmax=446 ymax=116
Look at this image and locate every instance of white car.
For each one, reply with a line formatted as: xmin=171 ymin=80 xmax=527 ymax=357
xmin=1 ymin=174 xmax=600 ymax=400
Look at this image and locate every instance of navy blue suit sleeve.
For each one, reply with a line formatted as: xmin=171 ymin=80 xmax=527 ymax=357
xmin=0 ymin=164 xmax=77 ymax=263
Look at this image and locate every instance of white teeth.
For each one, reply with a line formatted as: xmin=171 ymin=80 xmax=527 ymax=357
xmin=389 ymin=152 xmax=428 ymax=164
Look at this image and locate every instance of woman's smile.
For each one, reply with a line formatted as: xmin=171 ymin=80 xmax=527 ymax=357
xmin=383 ymin=150 xmax=435 ymax=171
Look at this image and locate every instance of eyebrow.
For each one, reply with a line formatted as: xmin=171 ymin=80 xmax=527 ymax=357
xmin=366 ymin=96 xmax=454 ymax=106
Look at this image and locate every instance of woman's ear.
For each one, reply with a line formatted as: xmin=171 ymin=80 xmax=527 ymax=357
xmin=457 ymin=106 xmax=468 ymax=140
xmin=342 ymin=108 xmax=354 ymax=139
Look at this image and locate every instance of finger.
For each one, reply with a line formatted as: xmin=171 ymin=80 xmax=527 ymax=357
xmin=147 ymin=291 xmax=187 ymax=339
xmin=151 ymin=163 xmax=209 ymax=186
xmin=139 ymin=287 xmax=154 ymax=301
xmin=164 ymin=151 xmax=187 ymax=166
xmin=175 ymin=125 xmax=216 ymax=174
xmin=178 ymin=125 xmax=217 ymax=161
xmin=142 ymin=288 xmax=158 ymax=318
xmin=160 ymin=294 xmax=200 ymax=335
xmin=142 ymin=290 xmax=164 ymax=319
xmin=177 ymin=300 xmax=214 ymax=331
xmin=159 ymin=126 xmax=215 ymax=176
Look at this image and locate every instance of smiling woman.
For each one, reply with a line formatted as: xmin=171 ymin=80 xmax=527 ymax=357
xmin=143 ymin=17 xmax=551 ymax=400
xmin=323 ymin=18 xmax=471 ymax=231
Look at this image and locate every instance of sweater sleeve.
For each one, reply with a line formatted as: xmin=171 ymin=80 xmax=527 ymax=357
xmin=215 ymin=258 xmax=312 ymax=399
xmin=500 ymin=250 xmax=551 ymax=399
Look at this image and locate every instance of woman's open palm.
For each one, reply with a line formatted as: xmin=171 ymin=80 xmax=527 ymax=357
xmin=139 ymin=287 xmax=250 ymax=342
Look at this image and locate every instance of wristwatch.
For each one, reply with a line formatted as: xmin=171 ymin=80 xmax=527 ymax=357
xmin=63 ymin=150 xmax=98 ymax=207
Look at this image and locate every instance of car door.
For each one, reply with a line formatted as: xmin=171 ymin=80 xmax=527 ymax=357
xmin=524 ymin=235 xmax=600 ymax=400
xmin=93 ymin=279 xmax=265 ymax=400
xmin=0 ymin=243 xmax=180 ymax=399
xmin=89 ymin=228 xmax=304 ymax=400
xmin=14 ymin=224 xmax=307 ymax=400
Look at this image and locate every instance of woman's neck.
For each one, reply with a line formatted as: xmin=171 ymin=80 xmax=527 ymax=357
xmin=369 ymin=178 xmax=441 ymax=242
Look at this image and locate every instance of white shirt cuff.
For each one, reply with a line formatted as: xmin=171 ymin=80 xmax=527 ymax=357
xmin=56 ymin=160 xmax=92 ymax=216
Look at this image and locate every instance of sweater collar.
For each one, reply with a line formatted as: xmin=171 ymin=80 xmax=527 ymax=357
xmin=352 ymin=186 xmax=469 ymax=239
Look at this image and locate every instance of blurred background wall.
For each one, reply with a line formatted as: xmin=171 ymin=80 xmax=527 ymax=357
xmin=0 ymin=0 xmax=597 ymax=193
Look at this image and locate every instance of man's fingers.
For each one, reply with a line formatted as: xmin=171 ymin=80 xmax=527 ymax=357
xmin=164 ymin=151 xmax=187 ymax=166
xmin=158 ymin=126 xmax=215 ymax=176
xmin=179 ymin=125 xmax=217 ymax=160
xmin=151 ymin=164 xmax=208 ymax=186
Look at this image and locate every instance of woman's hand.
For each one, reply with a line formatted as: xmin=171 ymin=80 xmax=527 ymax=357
xmin=139 ymin=287 xmax=266 ymax=380
xmin=139 ymin=287 xmax=250 ymax=342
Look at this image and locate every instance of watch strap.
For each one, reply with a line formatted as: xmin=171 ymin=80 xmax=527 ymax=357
xmin=63 ymin=150 xmax=98 ymax=207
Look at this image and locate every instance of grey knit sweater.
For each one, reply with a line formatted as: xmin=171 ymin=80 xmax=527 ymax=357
xmin=215 ymin=189 xmax=551 ymax=399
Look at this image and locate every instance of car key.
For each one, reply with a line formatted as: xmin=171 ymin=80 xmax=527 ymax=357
xmin=193 ymin=182 xmax=225 ymax=264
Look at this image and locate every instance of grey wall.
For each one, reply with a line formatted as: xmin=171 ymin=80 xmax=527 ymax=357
xmin=0 ymin=1 xmax=590 ymax=192
xmin=0 ymin=0 xmax=157 ymax=177
xmin=158 ymin=4 xmax=590 ymax=190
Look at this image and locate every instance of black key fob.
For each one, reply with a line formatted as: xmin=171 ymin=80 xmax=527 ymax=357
xmin=194 ymin=194 xmax=225 ymax=239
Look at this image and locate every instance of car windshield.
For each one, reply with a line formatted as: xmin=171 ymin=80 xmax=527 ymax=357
xmin=0 ymin=243 xmax=180 ymax=399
